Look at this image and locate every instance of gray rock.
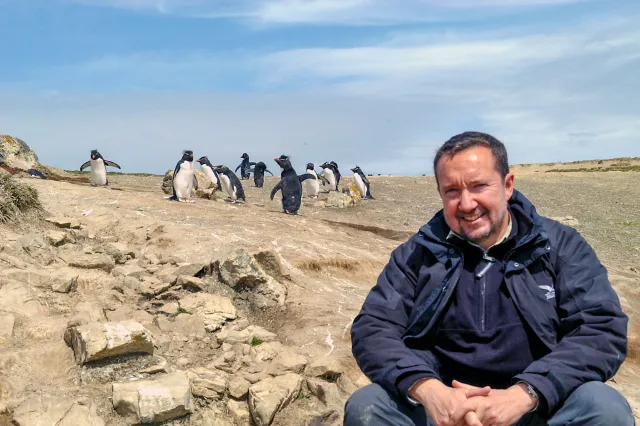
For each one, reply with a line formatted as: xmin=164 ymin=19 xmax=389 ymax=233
xmin=52 ymin=275 xmax=78 ymax=293
xmin=67 ymin=320 xmax=154 ymax=364
xmin=179 ymin=293 xmax=236 ymax=332
xmin=228 ymin=376 xmax=251 ymax=400
xmin=325 ymin=191 xmax=359 ymax=208
xmin=112 ymin=371 xmax=193 ymax=424
xmin=12 ymin=396 xmax=104 ymax=426
xmin=306 ymin=378 xmax=343 ymax=407
xmin=248 ymin=373 xmax=303 ymax=426
xmin=0 ymin=134 xmax=39 ymax=170
xmin=177 ymin=275 xmax=205 ymax=291
xmin=67 ymin=253 xmax=115 ymax=272
xmin=175 ymin=262 xmax=208 ymax=277
xmin=306 ymin=356 xmax=344 ymax=381
xmin=45 ymin=217 xmax=81 ymax=229
xmin=218 ymin=249 xmax=269 ymax=288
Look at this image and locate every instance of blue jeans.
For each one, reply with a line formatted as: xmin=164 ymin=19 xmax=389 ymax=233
xmin=344 ymin=382 xmax=635 ymax=426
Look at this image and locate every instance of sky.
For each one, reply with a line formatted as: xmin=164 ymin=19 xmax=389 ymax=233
xmin=0 ymin=0 xmax=638 ymax=175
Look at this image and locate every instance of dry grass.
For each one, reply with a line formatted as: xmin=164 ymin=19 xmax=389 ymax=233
xmin=0 ymin=173 xmax=42 ymax=222
xmin=296 ymin=258 xmax=363 ymax=272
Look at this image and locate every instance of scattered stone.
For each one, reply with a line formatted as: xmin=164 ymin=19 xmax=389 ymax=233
xmin=248 ymin=373 xmax=303 ymax=426
xmin=306 ymin=410 xmax=342 ymax=426
xmin=222 ymin=343 xmax=233 ymax=352
xmin=51 ymin=275 xmax=78 ymax=294
xmin=306 ymin=356 xmax=344 ymax=381
xmin=13 ymin=396 xmax=104 ymax=426
xmin=307 ymin=378 xmax=343 ymax=407
xmin=139 ymin=277 xmax=173 ymax=297
xmin=189 ymin=368 xmax=228 ymax=400
xmin=112 ymin=371 xmax=193 ymax=424
xmin=44 ymin=230 xmax=68 ymax=247
xmin=227 ymin=400 xmax=251 ymax=424
xmin=336 ymin=374 xmax=358 ymax=395
xmin=175 ymin=262 xmax=208 ymax=277
xmin=217 ymin=324 xmax=277 ymax=345
xmin=179 ymin=293 xmax=236 ymax=332
xmin=325 ymin=191 xmax=359 ymax=208
xmin=67 ymin=320 xmax=154 ymax=364
xmin=159 ymin=302 xmax=179 ymax=315
xmin=67 ymin=253 xmax=115 ymax=272
xmin=196 ymin=188 xmax=217 ymax=200
xmin=244 ymin=372 xmax=271 ymax=384
xmin=155 ymin=313 xmax=206 ymax=336
xmin=251 ymin=342 xmax=308 ymax=375
xmin=551 ymin=216 xmax=580 ymax=227
xmin=0 ymin=313 xmax=15 ymax=339
xmin=229 ymin=376 xmax=251 ymax=400
xmin=251 ymin=278 xmax=287 ymax=309
xmin=19 ymin=233 xmax=48 ymax=254
xmin=46 ymin=217 xmax=81 ymax=229
xmin=162 ymin=274 xmax=179 ymax=285
xmin=140 ymin=356 xmax=169 ymax=374
xmin=177 ymin=275 xmax=205 ymax=291
xmin=218 ymin=249 xmax=269 ymax=288
xmin=112 ymin=264 xmax=147 ymax=279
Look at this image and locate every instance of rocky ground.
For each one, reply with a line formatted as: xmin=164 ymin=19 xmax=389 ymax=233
xmin=0 ymin=164 xmax=638 ymax=425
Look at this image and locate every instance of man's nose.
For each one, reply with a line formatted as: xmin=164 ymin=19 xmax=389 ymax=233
xmin=459 ymin=190 xmax=478 ymax=212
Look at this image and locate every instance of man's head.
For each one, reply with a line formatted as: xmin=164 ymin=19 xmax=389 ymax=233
xmin=433 ymin=131 xmax=514 ymax=249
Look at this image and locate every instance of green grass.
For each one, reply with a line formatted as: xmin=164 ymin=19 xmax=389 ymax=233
xmin=250 ymin=336 xmax=264 ymax=346
xmin=169 ymin=307 xmax=193 ymax=319
xmin=0 ymin=173 xmax=42 ymax=223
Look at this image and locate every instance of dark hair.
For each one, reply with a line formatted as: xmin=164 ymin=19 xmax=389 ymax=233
xmin=433 ymin=131 xmax=509 ymax=184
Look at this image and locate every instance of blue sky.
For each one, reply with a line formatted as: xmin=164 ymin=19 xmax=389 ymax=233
xmin=0 ymin=0 xmax=638 ymax=175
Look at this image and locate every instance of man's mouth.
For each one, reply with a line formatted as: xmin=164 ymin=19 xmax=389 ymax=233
xmin=460 ymin=212 xmax=485 ymax=223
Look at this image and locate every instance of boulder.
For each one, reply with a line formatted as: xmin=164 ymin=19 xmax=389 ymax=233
xmin=112 ymin=371 xmax=193 ymax=424
xmin=325 ymin=191 xmax=359 ymax=208
xmin=254 ymin=250 xmax=287 ymax=279
xmin=179 ymin=293 xmax=236 ymax=332
xmin=162 ymin=170 xmax=174 ymax=195
xmin=44 ymin=230 xmax=68 ymax=247
xmin=228 ymin=376 xmax=251 ymax=400
xmin=188 ymin=368 xmax=227 ymax=400
xmin=45 ymin=217 xmax=81 ymax=229
xmin=306 ymin=356 xmax=344 ymax=381
xmin=67 ymin=253 xmax=115 ymax=272
xmin=112 ymin=264 xmax=147 ymax=279
xmin=0 ymin=134 xmax=39 ymax=170
xmin=12 ymin=396 xmax=104 ymax=426
xmin=306 ymin=378 xmax=343 ymax=407
xmin=175 ymin=262 xmax=208 ymax=277
xmin=248 ymin=373 xmax=303 ymax=426
xmin=177 ymin=275 xmax=205 ymax=291
xmin=251 ymin=342 xmax=308 ymax=375
xmin=100 ymin=243 xmax=137 ymax=264
xmin=227 ymin=400 xmax=251 ymax=424
xmin=139 ymin=276 xmax=173 ymax=297
xmin=67 ymin=320 xmax=154 ymax=364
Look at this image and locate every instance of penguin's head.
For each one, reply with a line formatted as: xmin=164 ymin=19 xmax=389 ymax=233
xmin=212 ymin=165 xmax=229 ymax=173
xmin=90 ymin=149 xmax=103 ymax=160
xmin=306 ymin=163 xmax=315 ymax=171
xmin=241 ymin=153 xmax=249 ymax=159
xmin=274 ymin=155 xmax=293 ymax=171
xmin=330 ymin=161 xmax=339 ymax=171
xmin=197 ymin=156 xmax=212 ymax=167
xmin=351 ymin=166 xmax=362 ymax=173
xmin=255 ymin=162 xmax=266 ymax=171
xmin=182 ymin=150 xmax=194 ymax=162
xmin=320 ymin=162 xmax=330 ymax=170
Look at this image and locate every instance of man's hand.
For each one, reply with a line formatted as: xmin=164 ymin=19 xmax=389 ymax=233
xmin=409 ymin=379 xmax=490 ymax=426
xmin=452 ymin=381 xmax=537 ymax=426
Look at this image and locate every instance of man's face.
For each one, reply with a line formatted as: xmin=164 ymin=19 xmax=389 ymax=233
xmin=436 ymin=145 xmax=514 ymax=249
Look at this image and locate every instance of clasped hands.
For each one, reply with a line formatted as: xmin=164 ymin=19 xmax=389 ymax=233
xmin=409 ymin=378 xmax=537 ymax=426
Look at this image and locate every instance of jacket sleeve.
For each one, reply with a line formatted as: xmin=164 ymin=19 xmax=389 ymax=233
xmin=351 ymin=239 xmax=441 ymax=399
xmin=515 ymin=227 xmax=628 ymax=415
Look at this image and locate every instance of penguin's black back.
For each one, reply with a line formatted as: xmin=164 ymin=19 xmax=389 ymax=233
xmin=227 ymin=170 xmax=246 ymax=200
xmin=280 ymin=168 xmax=303 ymax=214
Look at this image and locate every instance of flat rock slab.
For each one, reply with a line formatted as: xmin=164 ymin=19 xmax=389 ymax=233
xmin=179 ymin=293 xmax=237 ymax=332
xmin=67 ymin=254 xmax=115 ymax=272
xmin=44 ymin=230 xmax=68 ymax=247
xmin=248 ymin=373 xmax=303 ymax=426
xmin=112 ymin=264 xmax=147 ymax=279
xmin=67 ymin=320 xmax=154 ymax=364
xmin=217 ymin=324 xmax=277 ymax=345
xmin=112 ymin=371 xmax=193 ymax=424
xmin=13 ymin=396 xmax=104 ymax=426
xmin=45 ymin=217 xmax=81 ymax=229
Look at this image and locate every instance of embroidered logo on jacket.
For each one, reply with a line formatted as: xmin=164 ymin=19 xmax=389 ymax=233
xmin=538 ymin=285 xmax=556 ymax=300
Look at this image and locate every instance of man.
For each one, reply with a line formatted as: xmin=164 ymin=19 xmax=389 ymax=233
xmin=345 ymin=132 xmax=633 ymax=426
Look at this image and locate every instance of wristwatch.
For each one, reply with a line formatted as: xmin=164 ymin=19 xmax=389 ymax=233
xmin=517 ymin=381 xmax=539 ymax=412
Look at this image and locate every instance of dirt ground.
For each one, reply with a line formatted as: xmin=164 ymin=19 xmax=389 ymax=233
xmin=0 ymin=163 xmax=638 ymax=424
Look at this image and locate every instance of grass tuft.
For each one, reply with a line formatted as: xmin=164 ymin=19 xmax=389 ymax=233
xmin=0 ymin=173 xmax=42 ymax=223
xmin=250 ymin=336 xmax=264 ymax=346
xmin=169 ymin=307 xmax=193 ymax=320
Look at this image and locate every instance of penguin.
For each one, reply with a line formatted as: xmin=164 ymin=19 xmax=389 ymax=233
xmin=303 ymin=162 xmax=320 ymax=198
xmin=0 ymin=153 xmax=5 ymax=165
xmin=235 ymin=153 xmax=256 ymax=180
xmin=169 ymin=150 xmax=198 ymax=202
xmin=319 ymin=162 xmax=337 ymax=192
xmin=251 ymin=162 xmax=273 ymax=188
xmin=270 ymin=155 xmax=315 ymax=215
xmin=212 ymin=165 xmax=246 ymax=202
xmin=197 ymin=156 xmax=222 ymax=191
xmin=26 ymin=169 xmax=46 ymax=179
xmin=79 ymin=149 xmax=121 ymax=186
xmin=330 ymin=161 xmax=341 ymax=190
xmin=351 ymin=166 xmax=375 ymax=199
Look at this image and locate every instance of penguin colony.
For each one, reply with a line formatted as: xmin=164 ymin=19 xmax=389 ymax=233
xmin=77 ymin=149 xmax=375 ymax=214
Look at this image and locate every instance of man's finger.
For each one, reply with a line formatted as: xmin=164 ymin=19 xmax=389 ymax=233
xmin=452 ymin=380 xmax=479 ymax=390
xmin=463 ymin=386 xmax=491 ymax=398
xmin=463 ymin=411 xmax=483 ymax=426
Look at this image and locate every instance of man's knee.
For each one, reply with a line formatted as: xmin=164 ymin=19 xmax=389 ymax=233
xmin=561 ymin=381 xmax=634 ymax=425
xmin=344 ymin=384 xmax=391 ymax=425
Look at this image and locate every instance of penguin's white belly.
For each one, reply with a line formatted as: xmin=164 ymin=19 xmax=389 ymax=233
xmin=304 ymin=170 xmax=319 ymax=196
xmin=323 ymin=169 xmax=336 ymax=191
xmin=174 ymin=163 xmax=194 ymax=199
xmin=220 ymin=175 xmax=236 ymax=200
xmin=90 ymin=159 xmax=107 ymax=185
xmin=201 ymin=165 xmax=219 ymax=187
xmin=354 ymin=173 xmax=367 ymax=197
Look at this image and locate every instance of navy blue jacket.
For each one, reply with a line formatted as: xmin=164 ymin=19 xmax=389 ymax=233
xmin=351 ymin=190 xmax=628 ymax=415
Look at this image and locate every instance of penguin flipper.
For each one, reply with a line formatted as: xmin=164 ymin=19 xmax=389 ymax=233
xmin=80 ymin=161 xmax=91 ymax=171
xmin=104 ymin=160 xmax=121 ymax=169
xmin=319 ymin=175 xmax=330 ymax=185
xmin=193 ymin=175 xmax=199 ymax=190
xmin=298 ymin=174 xmax=315 ymax=183
xmin=266 ymin=169 xmax=274 ymax=176
xmin=270 ymin=182 xmax=283 ymax=200
xmin=235 ymin=164 xmax=242 ymax=173
xmin=249 ymin=162 xmax=257 ymax=166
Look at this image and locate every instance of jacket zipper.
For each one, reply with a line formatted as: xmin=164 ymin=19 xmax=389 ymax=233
xmin=476 ymin=253 xmax=496 ymax=332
